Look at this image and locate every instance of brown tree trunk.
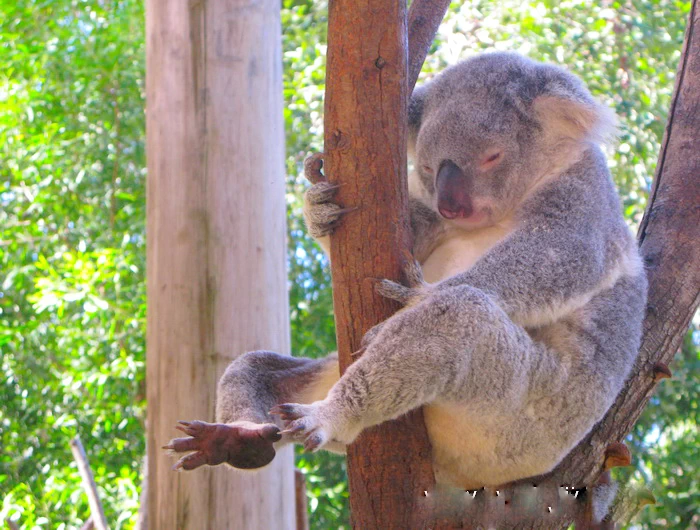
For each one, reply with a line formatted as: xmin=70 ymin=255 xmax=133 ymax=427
xmin=145 ymin=0 xmax=295 ymax=528
xmin=323 ymin=0 xmax=436 ymax=527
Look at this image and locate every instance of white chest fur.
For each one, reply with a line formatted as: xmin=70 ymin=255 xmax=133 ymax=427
xmin=420 ymin=219 xmax=515 ymax=283
xmin=419 ymin=218 xmax=520 ymax=488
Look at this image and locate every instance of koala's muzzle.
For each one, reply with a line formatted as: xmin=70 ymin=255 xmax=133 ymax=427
xmin=436 ymin=160 xmax=474 ymax=219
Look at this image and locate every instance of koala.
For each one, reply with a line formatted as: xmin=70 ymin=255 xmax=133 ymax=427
xmin=165 ymin=52 xmax=647 ymax=494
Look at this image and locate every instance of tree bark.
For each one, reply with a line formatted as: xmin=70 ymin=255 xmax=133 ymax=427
xmin=324 ymin=0 xmax=436 ymax=528
xmin=145 ymin=0 xmax=295 ymax=528
xmin=407 ymin=0 xmax=452 ymax=92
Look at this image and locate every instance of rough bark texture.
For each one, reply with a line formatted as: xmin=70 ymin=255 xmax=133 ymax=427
xmin=407 ymin=0 xmax=452 ymax=92
xmin=145 ymin=0 xmax=295 ymax=528
xmin=324 ymin=0 xmax=436 ymax=528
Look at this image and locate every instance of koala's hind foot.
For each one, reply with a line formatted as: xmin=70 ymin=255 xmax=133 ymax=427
xmin=164 ymin=420 xmax=281 ymax=471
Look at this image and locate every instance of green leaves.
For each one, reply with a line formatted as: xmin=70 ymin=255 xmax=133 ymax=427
xmin=1 ymin=0 xmax=145 ymax=528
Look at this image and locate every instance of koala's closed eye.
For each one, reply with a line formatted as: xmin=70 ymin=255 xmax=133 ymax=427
xmin=480 ymin=151 xmax=503 ymax=169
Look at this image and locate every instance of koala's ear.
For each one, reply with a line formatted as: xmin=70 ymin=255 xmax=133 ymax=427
xmin=408 ymin=85 xmax=427 ymax=133
xmin=533 ymin=65 xmax=617 ymax=145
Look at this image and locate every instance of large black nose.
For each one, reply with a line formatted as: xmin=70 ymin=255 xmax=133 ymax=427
xmin=436 ymin=160 xmax=473 ymax=219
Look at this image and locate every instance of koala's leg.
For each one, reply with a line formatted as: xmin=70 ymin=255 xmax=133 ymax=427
xmin=165 ymin=351 xmax=339 ymax=471
xmin=272 ymin=285 xmax=601 ymax=453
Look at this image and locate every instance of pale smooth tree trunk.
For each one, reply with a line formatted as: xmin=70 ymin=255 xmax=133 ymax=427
xmin=145 ymin=0 xmax=295 ymax=528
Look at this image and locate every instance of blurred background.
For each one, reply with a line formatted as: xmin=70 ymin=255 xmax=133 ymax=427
xmin=0 ymin=0 xmax=697 ymax=528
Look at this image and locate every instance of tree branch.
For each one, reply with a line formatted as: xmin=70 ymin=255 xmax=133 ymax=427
xmin=407 ymin=0 xmax=452 ymax=92
xmin=70 ymin=437 xmax=110 ymax=530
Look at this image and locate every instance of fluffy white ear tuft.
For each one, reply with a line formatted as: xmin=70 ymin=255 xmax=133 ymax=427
xmin=534 ymin=95 xmax=618 ymax=146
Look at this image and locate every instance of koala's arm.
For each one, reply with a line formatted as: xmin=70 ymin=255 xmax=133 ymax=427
xmin=436 ymin=158 xmax=637 ymax=326
xmin=303 ymin=183 xmax=439 ymax=259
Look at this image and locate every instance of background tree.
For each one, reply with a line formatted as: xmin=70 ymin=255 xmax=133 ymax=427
xmin=1 ymin=0 xmax=696 ymax=528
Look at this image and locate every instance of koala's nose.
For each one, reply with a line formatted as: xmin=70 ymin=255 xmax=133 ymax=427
xmin=436 ymin=160 xmax=474 ymax=219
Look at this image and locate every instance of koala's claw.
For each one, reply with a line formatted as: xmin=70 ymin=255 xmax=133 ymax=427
xmin=270 ymin=403 xmax=331 ymax=452
xmin=376 ymin=279 xmax=415 ymax=304
xmin=305 ymin=181 xmax=340 ymax=205
xmin=164 ymin=420 xmax=280 ymax=471
xmin=304 ymin=181 xmax=356 ymax=238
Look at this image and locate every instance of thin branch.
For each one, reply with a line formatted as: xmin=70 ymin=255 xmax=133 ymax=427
xmin=295 ymin=469 xmax=310 ymax=530
xmin=70 ymin=437 xmax=110 ymax=530
xmin=407 ymin=0 xmax=451 ymax=92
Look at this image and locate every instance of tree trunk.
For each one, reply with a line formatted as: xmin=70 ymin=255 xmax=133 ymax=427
xmin=323 ymin=0 xmax=436 ymax=527
xmin=145 ymin=0 xmax=295 ymax=528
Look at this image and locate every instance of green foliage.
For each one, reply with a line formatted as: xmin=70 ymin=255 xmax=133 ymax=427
xmin=1 ymin=0 xmax=697 ymax=529
xmin=1 ymin=0 xmax=146 ymax=528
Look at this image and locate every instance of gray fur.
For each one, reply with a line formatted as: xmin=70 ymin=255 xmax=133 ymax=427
xmin=175 ymin=53 xmax=647 ymax=496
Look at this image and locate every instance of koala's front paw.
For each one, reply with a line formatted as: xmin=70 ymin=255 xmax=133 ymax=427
xmin=376 ymin=258 xmax=431 ymax=306
xmin=271 ymin=401 xmax=353 ymax=452
xmin=303 ymin=182 xmax=355 ymax=238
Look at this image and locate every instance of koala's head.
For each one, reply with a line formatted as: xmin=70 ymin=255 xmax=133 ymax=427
xmin=408 ymin=52 xmax=616 ymax=229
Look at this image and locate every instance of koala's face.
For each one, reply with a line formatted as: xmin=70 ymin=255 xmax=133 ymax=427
xmin=413 ymin=89 xmax=535 ymax=229
xmin=409 ymin=52 xmax=613 ymax=230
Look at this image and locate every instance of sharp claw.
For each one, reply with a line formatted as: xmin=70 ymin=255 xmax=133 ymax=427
xmin=351 ymin=346 xmax=366 ymax=359
xmin=280 ymin=427 xmax=305 ymax=437
xmin=270 ymin=405 xmax=287 ymax=416
xmin=162 ymin=443 xmax=174 ymax=450
xmin=177 ymin=420 xmax=192 ymax=426
xmin=270 ymin=404 xmax=298 ymax=418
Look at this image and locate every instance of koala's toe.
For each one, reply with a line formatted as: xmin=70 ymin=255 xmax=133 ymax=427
xmin=303 ymin=430 xmax=328 ymax=452
xmin=305 ymin=181 xmax=339 ymax=204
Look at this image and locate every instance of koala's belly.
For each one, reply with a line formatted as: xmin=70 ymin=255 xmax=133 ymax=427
xmin=421 ymin=221 xmax=514 ymax=283
xmin=424 ymin=403 xmax=555 ymax=489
